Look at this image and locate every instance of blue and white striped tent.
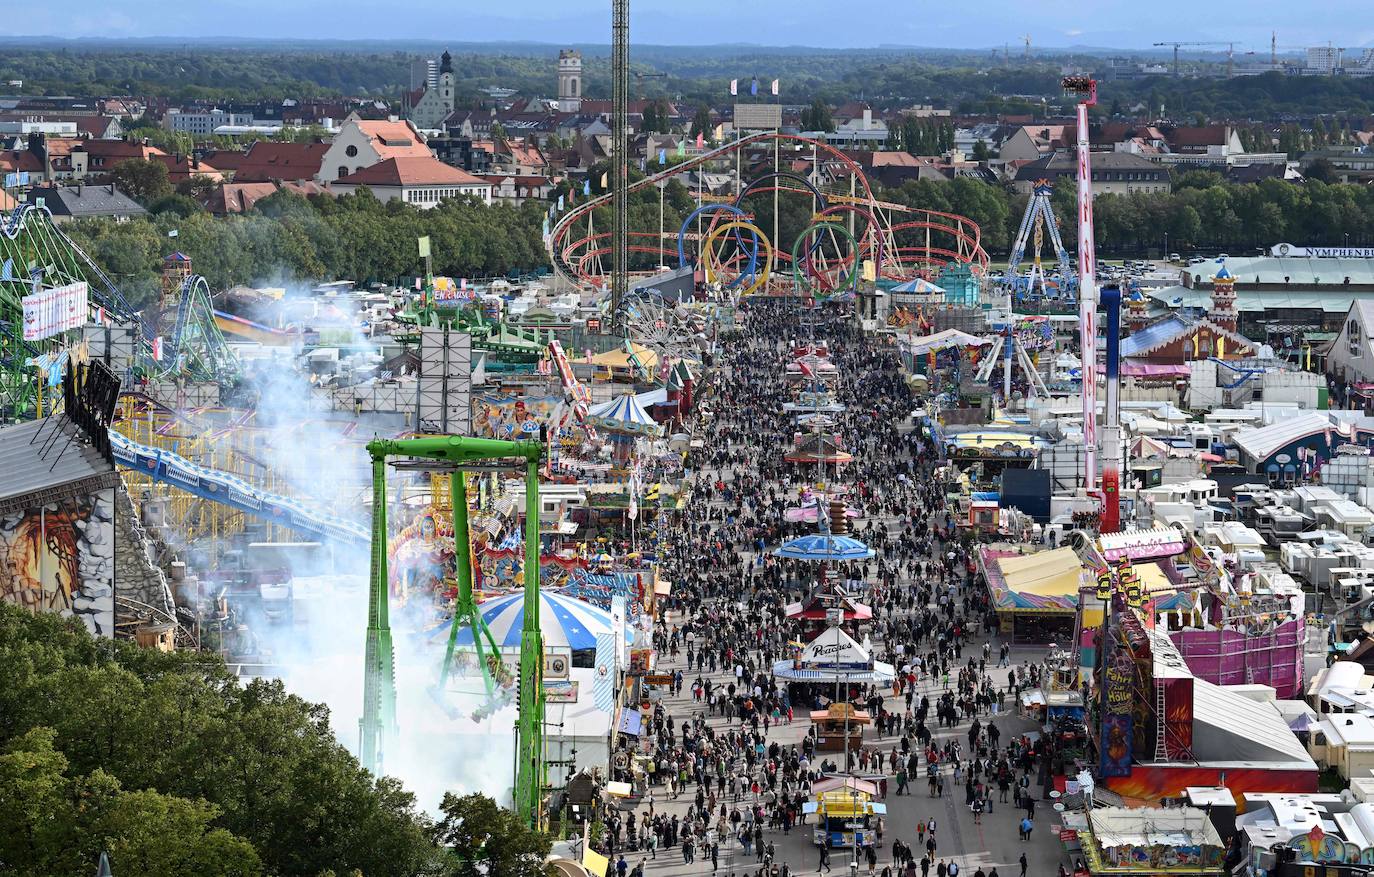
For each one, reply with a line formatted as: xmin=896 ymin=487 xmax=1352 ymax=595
xmin=432 ymin=590 xmax=635 ymax=651
xmin=891 ymin=277 xmax=945 ymax=295
xmin=588 ymin=393 xmax=662 ymax=436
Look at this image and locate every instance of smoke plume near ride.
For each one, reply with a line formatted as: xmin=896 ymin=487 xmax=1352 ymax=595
xmin=194 ymin=286 xmax=516 ymax=812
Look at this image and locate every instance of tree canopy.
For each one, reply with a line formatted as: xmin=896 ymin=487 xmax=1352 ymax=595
xmin=0 ymin=602 xmax=448 ymax=877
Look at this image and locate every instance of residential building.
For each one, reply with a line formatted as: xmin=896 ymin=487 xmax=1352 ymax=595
xmin=430 ymin=136 xmax=493 ymax=175
xmin=202 ymin=141 xmax=328 ymax=183
xmin=1012 ymin=151 xmax=1170 ymax=196
xmin=150 ymin=154 xmax=225 ymax=184
xmin=1306 ymin=46 xmax=1343 ymax=75
xmin=205 ymin=180 xmax=328 ymax=215
xmin=25 ymin=184 xmax=146 ymax=222
xmin=331 ymin=156 xmax=491 ymax=206
xmin=410 ymin=58 xmax=438 ymax=92
xmin=406 ymin=51 xmax=456 ymax=131
xmin=482 ymin=174 xmax=556 ymax=205
xmin=817 ymin=106 xmax=888 ymax=147
xmin=163 ymin=108 xmax=254 ymax=135
xmin=999 ymin=124 xmax=1071 ymax=162
xmin=317 ymin=116 xmax=431 ymax=183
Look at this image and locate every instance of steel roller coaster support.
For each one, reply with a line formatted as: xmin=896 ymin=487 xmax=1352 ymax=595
xmin=362 ymin=435 xmax=547 ymax=828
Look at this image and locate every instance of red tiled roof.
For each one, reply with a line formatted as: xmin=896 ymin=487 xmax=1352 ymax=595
xmin=354 ymin=119 xmax=430 ymax=159
xmin=335 ymin=156 xmax=487 ymax=187
xmin=80 ymin=140 xmax=165 ymax=162
xmin=209 ymin=141 xmax=328 ymax=182
xmin=209 ymin=182 xmax=279 ymax=214
xmin=0 ymin=150 xmax=44 ymax=173
xmin=150 ymin=154 xmax=224 ymax=181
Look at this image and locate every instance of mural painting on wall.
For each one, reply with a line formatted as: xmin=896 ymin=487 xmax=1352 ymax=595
xmin=473 ymin=394 xmax=564 ymax=439
xmin=388 ymin=508 xmax=456 ymax=605
xmin=0 ymin=491 xmax=115 ymax=636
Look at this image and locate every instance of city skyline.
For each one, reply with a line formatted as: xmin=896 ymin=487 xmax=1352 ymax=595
xmin=7 ymin=0 xmax=1374 ymax=53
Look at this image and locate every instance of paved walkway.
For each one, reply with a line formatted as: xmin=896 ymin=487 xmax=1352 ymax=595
xmin=607 ymin=633 xmax=1071 ymax=877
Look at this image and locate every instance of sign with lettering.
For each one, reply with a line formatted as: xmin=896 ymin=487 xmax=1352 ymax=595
xmin=1271 ymin=243 xmax=1374 ymax=259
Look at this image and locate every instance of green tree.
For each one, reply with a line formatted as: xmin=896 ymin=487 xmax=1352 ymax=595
xmin=432 ymin=793 xmax=551 ymax=877
xmin=801 ymin=99 xmax=834 ymax=133
xmin=688 ymin=104 xmax=713 ymax=140
xmin=1304 ymin=157 xmax=1337 ymax=184
xmin=0 ymin=727 xmax=262 ymax=877
xmin=109 ymin=159 xmax=174 ymax=205
xmin=971 ymin=140 xmax=991 ymax=161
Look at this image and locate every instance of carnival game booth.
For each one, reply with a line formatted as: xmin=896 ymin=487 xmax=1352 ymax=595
xmin=1094 ymin=609 xmax=1317 ymax=808
xmin=980 ymin=547 xmax=1085 ymax=641
xmin=1079 ymin=807 xmax=1226 ymax=877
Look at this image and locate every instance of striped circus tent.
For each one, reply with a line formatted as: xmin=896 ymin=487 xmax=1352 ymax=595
xmin=431 ymin=590 xmax=634 ymax=651
xmin=587 ymin=393 xmax=662 ymax=436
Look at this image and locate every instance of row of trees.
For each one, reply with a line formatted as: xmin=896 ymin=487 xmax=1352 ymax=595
xmin=63 ymin=181 xmax=549 ymax=308
xmin=68 ymin=158 xmax=1374 ymax=307
xmin=0 ymin=604 xmax=552 ymax=877
xmin=885 ymin=171 xmax=1374 ymax=257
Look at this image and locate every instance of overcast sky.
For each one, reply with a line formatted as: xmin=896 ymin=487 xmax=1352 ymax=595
xmin=9 ymin=0 xmax=1374 ymax=51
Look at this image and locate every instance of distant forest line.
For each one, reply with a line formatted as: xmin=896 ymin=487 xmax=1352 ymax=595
xmin=4 ymin=46 xmax=1374 ymax=119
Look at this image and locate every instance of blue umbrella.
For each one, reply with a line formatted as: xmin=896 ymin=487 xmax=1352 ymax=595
xmin=773 ymin=533 xmax=874 ymax=562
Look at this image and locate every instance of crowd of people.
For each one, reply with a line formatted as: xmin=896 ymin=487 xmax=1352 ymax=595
xmin=598 ymin=300 xmax=1062 ymax=877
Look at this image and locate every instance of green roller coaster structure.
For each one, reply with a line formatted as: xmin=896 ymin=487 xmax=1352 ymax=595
xmin=362 ymin=434 xmax=547 ymax=828
xmin=394 ymin=280 xmax=548 ymax=364
xmin=0 ymin=206 xmax=239 ymax=419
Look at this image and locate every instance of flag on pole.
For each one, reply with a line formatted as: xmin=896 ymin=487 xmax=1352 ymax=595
xmin=95 ymin=306 xmax=105 ymax=325
xmin=677 ymin=139 xmax=685 ymax=157
xmin=750 ymin=78 xmax=758 ymax=95
xmin=542 ymin=217 xmax=549 ymax=239
xmin=592 ymin=632 xmax=616 ymax=712
xmin=583 ymin=179 xmax=590 ymax=195
xmin=771 ymin=78 xmax=780 ymax=96
xmin=600 ymin=171 xmax=608 ymax=188
xmin=557 ymin=195 xmax=564 ymax=211
xmin=151 ymin=336 xmax=164 ymax=361
xmin=729 ymin=79 xmax=738 ymax=96
xmin=696 ymin=132 xmax=704 ymax=150
xmin=658 ymin=148 xmax=666 ymax=164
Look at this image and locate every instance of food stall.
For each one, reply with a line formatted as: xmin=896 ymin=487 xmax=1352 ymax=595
xmin=805 ymin=789 xmax=887 ymax=849
xmin=809 ymin=703 xmax=870 ymax=753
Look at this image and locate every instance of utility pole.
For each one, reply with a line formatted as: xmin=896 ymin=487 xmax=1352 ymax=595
xmin=611 ymin=0 xmax=630 ymax=319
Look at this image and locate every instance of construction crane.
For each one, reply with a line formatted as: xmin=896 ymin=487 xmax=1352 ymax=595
xmin=1023 ymin=34 xmax=1032 ymax=58
xmin=1153 ymin=40 xmax=1236 ymax=77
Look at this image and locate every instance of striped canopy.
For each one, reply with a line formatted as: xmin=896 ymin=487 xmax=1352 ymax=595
xmin=588 ymin=393 xmax=663 ymax=436
xmin=433 ymin=590 xmax=635 ymax=651
xmin=891 ymin=278 xmax=945 ymax=295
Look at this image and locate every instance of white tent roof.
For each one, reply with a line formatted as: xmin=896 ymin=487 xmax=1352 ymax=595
xmin=900 ymin=328 xmax=993 ymax=355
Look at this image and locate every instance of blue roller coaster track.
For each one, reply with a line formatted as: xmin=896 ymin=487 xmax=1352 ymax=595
xmin=110 ymin=430 xmax=368 ymax=546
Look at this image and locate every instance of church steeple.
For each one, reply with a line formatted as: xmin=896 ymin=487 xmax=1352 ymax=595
xmin=440 ymin=49 xmax=453 ymax=75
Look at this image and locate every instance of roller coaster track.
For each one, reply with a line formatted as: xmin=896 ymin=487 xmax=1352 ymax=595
xmin=166 ymin=274 xmax=239 ymax=383
xmin=547 ymin=131 xmax=990 ymax=290
xmin=0 ymin=206 xmax=241 ymax=417
xmin=110 ymin=429 xmax=368 ymax=547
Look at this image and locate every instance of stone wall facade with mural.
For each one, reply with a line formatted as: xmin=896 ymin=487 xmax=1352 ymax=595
xmin=0 ymin=488 xmax=116 ymax=636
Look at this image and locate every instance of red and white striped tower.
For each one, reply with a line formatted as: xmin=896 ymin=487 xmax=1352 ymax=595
xmin=1065 ymin=76 xmax=1099 ymax=502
